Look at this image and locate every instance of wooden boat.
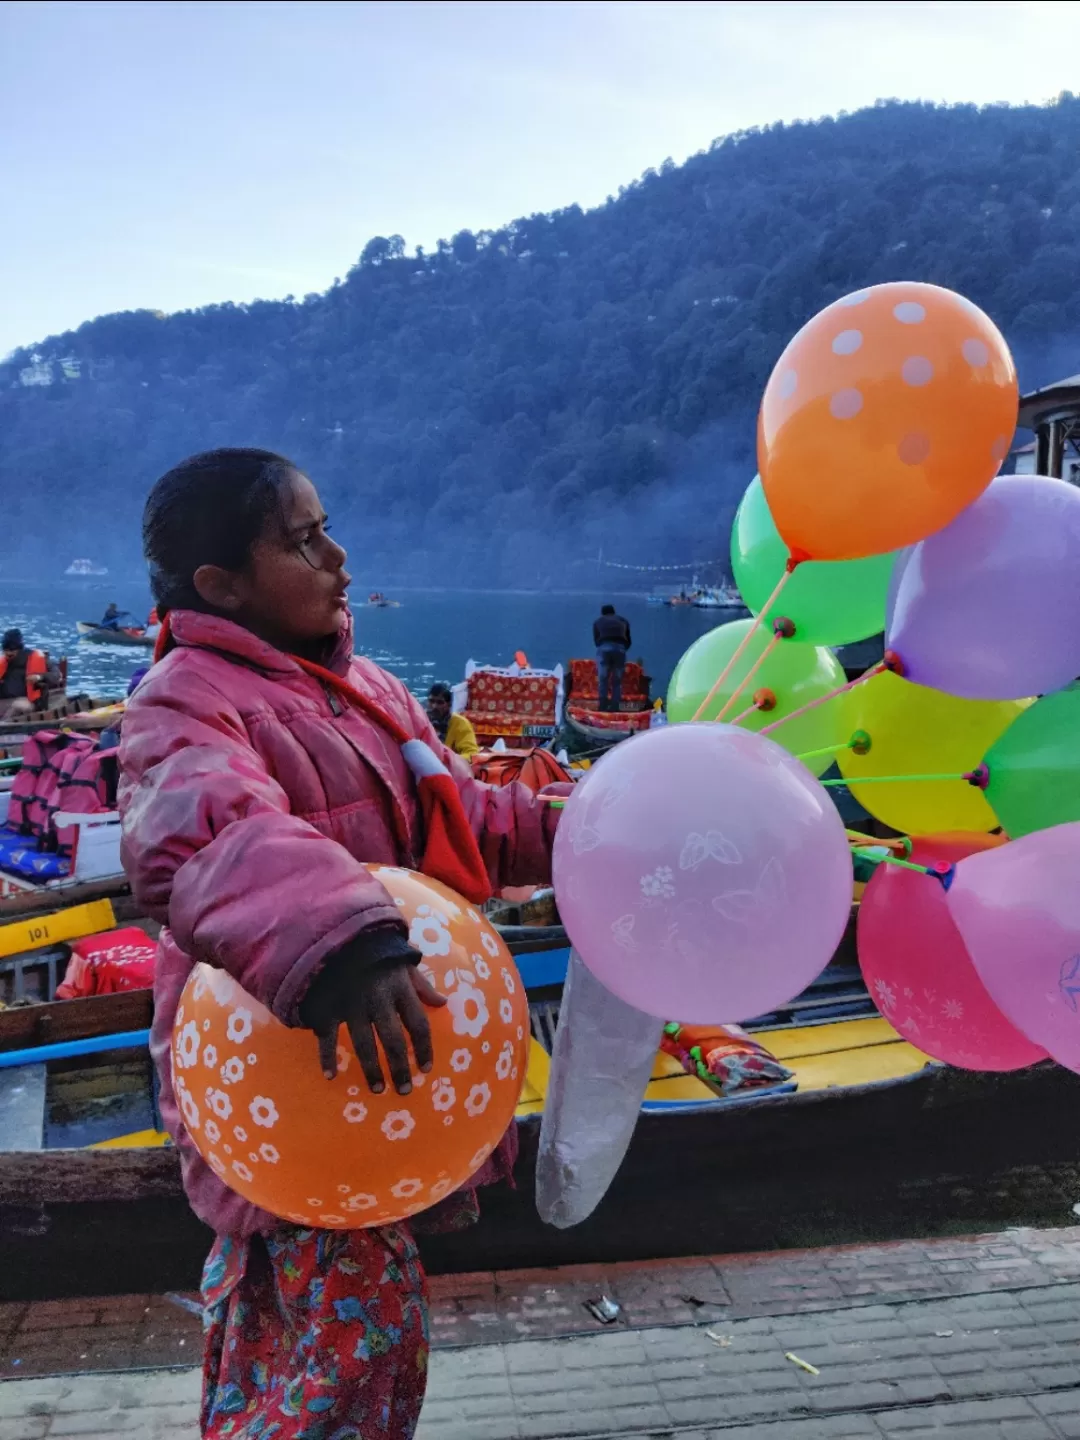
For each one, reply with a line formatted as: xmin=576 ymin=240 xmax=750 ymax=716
xmin=76 ymin=622 xmax=154 ymax=648
xmin=0 ymin=768 xmax=125 ymax=905
xmin=562 ymin=658 xmax=653 ymax=745
xmin=3 ymin=890 xmax=1080 ymax=1300
xmin=456 ymin=658 xmax=564 ymax=749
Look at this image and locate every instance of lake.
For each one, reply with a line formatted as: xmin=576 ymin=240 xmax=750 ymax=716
xmin=0 ymin=582 xmax=745 ymax=702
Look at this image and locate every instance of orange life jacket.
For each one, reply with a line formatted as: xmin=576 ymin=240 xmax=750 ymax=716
xmin=0 ymin=649 xmax=48 ymax=701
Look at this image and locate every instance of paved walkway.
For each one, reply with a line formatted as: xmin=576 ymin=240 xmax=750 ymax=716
xmin=4 ymin=1229 xmax=1080 ymax=1437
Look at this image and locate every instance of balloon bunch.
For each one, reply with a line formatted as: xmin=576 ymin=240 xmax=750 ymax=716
xmin=556 ymin=280 xmax=1080 ymax=1083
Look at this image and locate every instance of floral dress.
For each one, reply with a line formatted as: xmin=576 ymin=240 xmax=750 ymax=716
xmin=201 ymin=1224 xmax=430 ymax=1440
xmin=200 ymin=1179 xmax=488 ymax=1440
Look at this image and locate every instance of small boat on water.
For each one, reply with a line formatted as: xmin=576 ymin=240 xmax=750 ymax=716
xmin=363 ymin=592 xmax=401 ymax=608
xmin=64 ymin=560 xmax=108 ymax=578
xmin=651 ymin=576 xmax=744 ymax=608
xmin=693 ymin=580 xmax=743 ymax=609
xmin=76 ymin=622 xmax=154 ymax=649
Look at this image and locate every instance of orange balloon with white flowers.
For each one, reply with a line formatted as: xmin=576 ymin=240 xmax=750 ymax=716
xmin=172 ymin=866 xmax=528 ymax=1229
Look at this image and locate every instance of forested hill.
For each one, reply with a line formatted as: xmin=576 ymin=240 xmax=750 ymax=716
xmin=4 ymin=96 xmax=1080 ymax=587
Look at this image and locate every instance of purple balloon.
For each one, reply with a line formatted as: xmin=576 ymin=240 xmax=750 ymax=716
xmin=886 ymin=475 xmax=1080 ymax=700
xmin=551 ymin=723 xmax=853 ymax=1023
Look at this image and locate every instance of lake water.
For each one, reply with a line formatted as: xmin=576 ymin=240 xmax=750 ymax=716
xmin=0 ymin=581 xmax=745 ymax=701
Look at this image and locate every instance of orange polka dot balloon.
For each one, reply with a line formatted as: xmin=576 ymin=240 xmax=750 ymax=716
xmin=172 ymin=867 xmax=528 ymax=1229
xmin=758 ymin=282 xmax=1018 ymax=562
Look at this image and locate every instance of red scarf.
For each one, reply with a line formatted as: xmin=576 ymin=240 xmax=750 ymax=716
xmin=153 ymin=615 xmax=491 ymax=902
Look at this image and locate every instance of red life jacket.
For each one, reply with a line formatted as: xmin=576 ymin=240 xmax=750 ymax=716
xmin=0 ymin=649 xmax=47 ymax=701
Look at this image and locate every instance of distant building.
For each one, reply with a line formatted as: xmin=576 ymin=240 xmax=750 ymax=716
xmin=18 ymin=355 xmax=52 ymax=387
xmin=17 ymin=353 xmax=81 ymax=386
xmin=1017 ymin=374 xmax=1080 ymax=482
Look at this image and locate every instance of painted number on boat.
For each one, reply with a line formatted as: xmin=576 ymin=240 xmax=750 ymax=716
xmin=0 ymin=898 xmax=117 ymax=959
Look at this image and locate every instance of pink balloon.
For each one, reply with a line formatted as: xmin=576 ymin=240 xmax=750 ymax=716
xmin=858 ymin=835 xmax=1046 ymax=1071
xmin=948 ymin=823 xmax=1080 ymax=1073
xmin=552 ymin=723 xmax=852 ymax=1023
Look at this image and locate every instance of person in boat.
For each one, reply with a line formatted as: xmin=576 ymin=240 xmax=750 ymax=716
xmin=593 ymin=603 xmax=631 ymax=712
xmin=426 ymin=681 xmax=479 ymax=760
xmin=118 ymin=447 xmax=565 ymax=1440
xmin=0 ymin=629 xmax=60 ymax=719
xmin=100 ymin=602 xmax=140 ymax=631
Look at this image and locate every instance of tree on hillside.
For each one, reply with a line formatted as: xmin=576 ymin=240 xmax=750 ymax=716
xmin=3 ymin=97 xmax=1080 ymax=583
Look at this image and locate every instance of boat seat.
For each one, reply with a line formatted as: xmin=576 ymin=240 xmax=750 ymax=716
xmin=0 ymin=826 xmax=70 ymax=882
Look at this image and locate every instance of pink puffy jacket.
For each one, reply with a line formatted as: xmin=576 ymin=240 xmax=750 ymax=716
xmin=118 ymin=609 xmax=555 ymax=1237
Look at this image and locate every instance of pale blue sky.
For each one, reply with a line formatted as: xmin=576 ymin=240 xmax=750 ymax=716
xmin=2 ymin=0 xmax=1079 ymax=356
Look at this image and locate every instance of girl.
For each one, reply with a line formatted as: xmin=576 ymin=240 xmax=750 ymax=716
xmin=119 ymin=448 xmax=562 ymax=1438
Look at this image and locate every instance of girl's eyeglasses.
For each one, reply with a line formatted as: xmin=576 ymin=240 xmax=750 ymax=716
xmin=295 ymin=525 xmax=337 ymax=571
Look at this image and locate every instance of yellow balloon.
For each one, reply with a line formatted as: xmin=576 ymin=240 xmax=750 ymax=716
xmin=836 ymin=672 xmax=1030 ymax=834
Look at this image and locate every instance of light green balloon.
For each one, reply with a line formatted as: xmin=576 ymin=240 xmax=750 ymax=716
xmin=732 ymin=475 xmax=896 ymax=647
xmin=985 ymin=684 xmax=1080 ymax=838
xmin=667 ymin=619 xmax=848 ymax=775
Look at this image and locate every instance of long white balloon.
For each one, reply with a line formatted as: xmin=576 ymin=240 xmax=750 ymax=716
xmin=535 ymin=949 xmax=661 ymax=1229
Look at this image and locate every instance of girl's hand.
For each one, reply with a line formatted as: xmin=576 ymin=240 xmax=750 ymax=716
xmin=301 ymin=953 xmax=447 ymax=1095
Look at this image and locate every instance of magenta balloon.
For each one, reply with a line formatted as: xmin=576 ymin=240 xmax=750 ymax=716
xmin=857 ymin=835 xmax=1045 ymax=1072
xmin=886 ymin=475 xmax=1080 ymax=700
xmin=551 ymin=724 xmax=852 ymax=1023
xmin=948 ymin=823 xmax=1080 ymax=1073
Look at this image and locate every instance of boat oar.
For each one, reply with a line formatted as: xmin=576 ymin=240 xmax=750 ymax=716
xmin=0 ymin=1029 xmax=151 ymax=1070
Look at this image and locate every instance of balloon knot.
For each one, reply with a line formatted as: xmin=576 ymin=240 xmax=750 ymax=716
xmin=931 ymin=861 xmax=956 ymax=892
xmin=772 ymin=615 xmax=796 ymax=639
xmin=786 ymin=550 xmax=809 ymax=571
xmin=849 ymin=729 xmax=872 ymax=756
xmin=964 ymin=763 xmax=990 ymax=791
xmin=882 ymin=650 xmax=905 ymax=677
xmin=753 ymin=687 xmax=777 ymax=712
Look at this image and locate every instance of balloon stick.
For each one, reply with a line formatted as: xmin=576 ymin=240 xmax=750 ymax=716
xmin=727 ymin=689 xmax=777 ymax=727
xmin=850 ymin=846 xmax=955 ymax=890
xmin=822 ymin=771 xmax=981 ymax=787
xmin=796 ymin=729 xmax=871 ymax=764
xmin=714 ymin=622 xmax=791 ymax=722
xmin=691 ymin=564 xmax=797 ymax=722
xmin=758 ymin=662 xmax=886 ymax=737
xmin=797 ymin=744 xmax=844 ymax=763
xmin=844 ymin=829 xmax=911 ymax=855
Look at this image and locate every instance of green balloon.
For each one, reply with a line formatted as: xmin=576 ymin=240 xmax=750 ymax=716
xmin=985 ymin=685 xmax=1080 ymax=838
xmin=732 ymin=475 xmax=897 ymax=647
xmin=667 ymin=618 xmax=848 ymax=775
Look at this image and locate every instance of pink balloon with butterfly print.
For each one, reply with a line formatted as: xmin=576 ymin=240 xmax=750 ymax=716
xmin=552 ymin=723 xmax=853 ymax=1023
xmin=948 ymin=822 xmax=1080 ymax=1074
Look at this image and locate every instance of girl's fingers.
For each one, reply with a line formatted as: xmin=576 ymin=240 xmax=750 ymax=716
xmin=373 ymin=1008 xmax=414 ymax=1095
xmin=409 ymin=969 xmax=448 ymax=1009
xmin=316 ymin=1027 xmax=339 ymax=1080
xmin=347 ymin=1016 xmax=387 ymax=1095
xmin=398 ymin=986 xmax=435 ymax=1074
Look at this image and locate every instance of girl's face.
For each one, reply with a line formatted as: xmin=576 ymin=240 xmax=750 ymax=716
xmin=196 ymin=472 xmax=351 ymax=653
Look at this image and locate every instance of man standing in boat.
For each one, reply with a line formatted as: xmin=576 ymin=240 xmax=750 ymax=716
xmin=0 ymin=629 xmax=60 ymax=719
xmin=593 ymin=603 xmax=631 ymax=712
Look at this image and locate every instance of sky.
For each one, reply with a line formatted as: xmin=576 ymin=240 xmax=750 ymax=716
xmin=2 ymin=0 xmax=1080 ymax=357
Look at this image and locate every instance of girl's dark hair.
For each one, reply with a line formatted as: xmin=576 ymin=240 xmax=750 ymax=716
xmin=143 ymin=448 xmax=301 ymax=612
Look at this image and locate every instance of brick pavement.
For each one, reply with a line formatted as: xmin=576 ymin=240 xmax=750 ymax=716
xmin=4 ymin=1283 xmax=1080 ymax=1437
xmin=5 ymin=1230 xmax=1080 ymax=1437
xmin=5 ymin=1226 xmax=1080 ymax=1378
